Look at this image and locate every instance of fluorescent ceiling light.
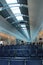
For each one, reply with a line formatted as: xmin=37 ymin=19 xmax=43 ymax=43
xmin=9 ymin=4 xmax=20 ymax=7
xmin=0 ymin=7 xmax=2 ymax=11
xmin=21 ymin=25 xmax=26 ymax=28
xmin=16 ymin=16 xmax=23 ymax=21
xmin=11 ymin=7 xmax=21 ymax=14
xmin=22 ymin=28 xmax=26 ymax=29
xmin=5 ymin=0 xmax=17 ymax=4
xmin=23 ymin=29 xmax=29 ymax=38
xmin=11 ymin=7 xmax=23 ymax=20
xmin=21 ymin=25 xmax=29 ymax=38
xmin=6 ymin=0 xmax=23 ymax=21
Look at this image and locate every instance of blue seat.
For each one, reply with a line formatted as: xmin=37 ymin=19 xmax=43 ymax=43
xmin=0 ymin=60 xmax=8 ymax=65
xmin=10 ymin=61 xmax=24 ymax=65
xmin=26 ymin=60 xmax=41 ymax=65
xmin=31 ymin=45 xmax=36 ymax=56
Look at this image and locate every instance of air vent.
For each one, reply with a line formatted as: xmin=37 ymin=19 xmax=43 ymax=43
xmin=18 ymin=0 xmax=27 ymax=5
xmin=7 ymin=18 xmax=14 ymax=23
xmin=20 ymin=21 xmax=27 ymax=24
xmin=20 ymin=7 xmax=28 ymax=15
xmin=0 ymin=2 xmax=3 ymax=7
xmin=0 ymin=9 xmax=10 ymax=18
xmin=23 ymin=16 xmax=29 ymax=21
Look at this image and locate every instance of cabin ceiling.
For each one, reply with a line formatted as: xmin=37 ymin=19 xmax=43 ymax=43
xmin=0 ymin=0 xmax=43 ymax=42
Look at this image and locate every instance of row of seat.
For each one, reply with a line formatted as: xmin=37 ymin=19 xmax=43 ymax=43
xmin=0 ymin=43 xmax=42 ymax=49
xmin=0 ymin=59 xmax=41 ymax=65
xmin=0 ymin=44 xmax=43 ymax=57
